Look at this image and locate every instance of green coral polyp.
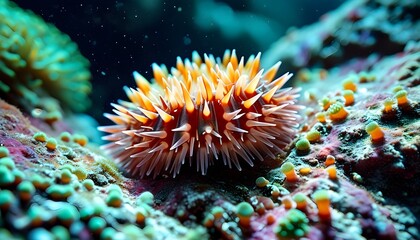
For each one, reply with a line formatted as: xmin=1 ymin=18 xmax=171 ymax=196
xmin=137 ymin=191 xmax=154 ymax=207
xmin=59 ymin=132 xmax=72 ymax=142
xmin=57 ymin=204 xmax=80 ymax=223
xmin=106 ymin=190 xmax=123 ymax=208
xmin=17 ymin=181 xmax=36 ymax=198
xmin=33 ymin=132 xmax=47 ymax=142
xmin=328 ymin=102 xmax=348 ymax=121
xmin=275 ymin=209 xmax=310 ymax=239
xmin=0 ymin=165 xmax=15 ymax=187
xmin=0 ymin=157 xmax=15 ymax=170
xmin=82 ymin=179 xmax=95 ymax=191
xmin=0 ymin=190 xmax=15 ymax=211
xmin=46 ymin=138 xmax=57 ymax=150
xmin=256 ymin=176 xmax=270 ymax=187
xmin=0 ymin=146 xmax=10 ymax=158
xmin=88 ymin=216 xmax=107 ymax=234
xmin=46 ymin=184 xmax=74 ymax=200
xmin=236 ymin=202 xmax=254 ymax=217
xmin=295 ymin=138 xmax=310 ymax=154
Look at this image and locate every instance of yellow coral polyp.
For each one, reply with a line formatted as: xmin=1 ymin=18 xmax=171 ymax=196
xmin=383 ymin=98 xmax=395 ymax=113
xmin=306 ymin=129 xmax=321 ymax=143
xmin=299 ymin=167 xmax=311 ymax=175
xmin=266 ymin=213 xmax=276 ymax=225
xmin=328 ymin=102 xmax=348 ymax=122
xmin=392 ymin=85 xmax=404 ymax=93
xmin=59 ymin=132 xmax=72 ymax=142
xmin=315 ymin=112 xmax=327 ymax=123
xmin=365 ymin=121 xmax=384 ymax=142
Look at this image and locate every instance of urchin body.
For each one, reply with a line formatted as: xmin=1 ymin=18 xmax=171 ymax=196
xmin=99 ymin=50 xmax=301 ymax=178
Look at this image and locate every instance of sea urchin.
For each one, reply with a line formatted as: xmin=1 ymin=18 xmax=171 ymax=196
xmin=99 ymin=50 xmax=301 ymax=178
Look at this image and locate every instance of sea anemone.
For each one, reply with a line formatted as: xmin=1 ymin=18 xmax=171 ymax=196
xmin=0 ymin=0 xmax=91 ymax=115
xmin=99 ymin=50 xmax=301 ymax=178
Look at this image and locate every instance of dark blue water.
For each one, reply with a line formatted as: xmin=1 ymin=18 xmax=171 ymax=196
xmin=12 ymin=0 xmax=343 ymax=124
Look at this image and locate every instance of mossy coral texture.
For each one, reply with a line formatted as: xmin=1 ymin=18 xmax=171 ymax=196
xmin=275 ymin=209 xmax=310 ymax=239
xmin=0 ymin=0 xmax=91 ymax=113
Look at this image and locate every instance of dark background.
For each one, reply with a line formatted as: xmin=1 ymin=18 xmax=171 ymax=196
xmin=12 ymin=0 xmax=343 ymax=124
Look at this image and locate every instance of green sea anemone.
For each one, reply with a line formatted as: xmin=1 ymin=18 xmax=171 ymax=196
xmin=0 ymin=0 xmax=91 ymax=116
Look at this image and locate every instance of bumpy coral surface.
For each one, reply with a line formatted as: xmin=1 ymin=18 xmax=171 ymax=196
xmin=262 ymin=0 xmax=420 ymax=71
xmin=0 ymin=0 xmax=91 ymax=117
xmin=0 ymin=0 xmax=419 ymax=239
xmin=100 ymin=51 xmax=301 ymax=178
xmin=0 ymin=100 xmax=207 ymax=239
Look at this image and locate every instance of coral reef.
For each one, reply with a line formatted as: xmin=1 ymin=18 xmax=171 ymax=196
xmin=0 ymin=0 xmax=91 ymax=120
xmin=0 ymin=100 xmax=207 ymax=239
xmin=0 ymin=0 xmax=419 ymax=239
xmin=262 ymin=0 xmax=420 ymax=71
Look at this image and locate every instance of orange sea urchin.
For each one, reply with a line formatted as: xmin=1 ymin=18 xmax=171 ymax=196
xmin=99 ymin=50 xmax=302 ymax=178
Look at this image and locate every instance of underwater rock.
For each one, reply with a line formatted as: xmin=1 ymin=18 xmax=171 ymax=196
xmin=0 ymin=0 xmax=419 ymax=239
xmin=0 ymin=100 xmax=206 ymax=239
xmin=262 ymin=0 xmax=420 ymax=71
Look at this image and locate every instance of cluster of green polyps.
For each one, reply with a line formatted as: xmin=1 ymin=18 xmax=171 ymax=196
xmin=0 ymin=144 xmax=183 ymax=239
xmin=33 ymin=131 xmax=89 ymax=148
xmin=0 ymin=0 xmax=91 ymax=120
xmin=274 ymin=209 xmax=310 ymax=239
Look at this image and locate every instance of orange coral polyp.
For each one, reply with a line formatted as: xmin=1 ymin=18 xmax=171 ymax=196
xmin=328 ymin=103 xmax=348 ymax=122
xmin=365 ymin=121 xmax=384 ymax=142
xmin=383 ymin=98 xmax=395 ymax=113
xmin=280 ymin=162 xmax=299 ymax=182
xmin=326 ymin=166 xmax=337 ymax=180
xmin=282 ymin=196 xmax=295 ymax=209
xmin=342 ymin=77 xmax=357 ymax=92
xmin=342 ymin=90 xmax=354 ymax=106
xmin=325 ymin=155 xmax=335 ymax=166
xmin=313 ymin=190 xmax=331 ymax=220
xmin=99 ymin=50 xmax=302 ymax=178
xmin=370 ymin=128 xmax=384 ymax=141
xmin=315 ymin=112 xmax=327 ymax=123
xmin=395 ymin=90 xmax=408 ymax=106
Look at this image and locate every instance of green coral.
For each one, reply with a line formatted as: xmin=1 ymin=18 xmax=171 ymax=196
xmin=327 ymin=102 xmax=344 ymax=115
xmin=295 ymin=138 xmax=310 ymax=152
xmin=0 ymin=146 xmax=9 ymax=158
xmin=0 ymin=0 xmax=91 ymax=114
xmin=236 ymin=202 xmax=254 ymax=217
xmin=275 ymin=209 xmax=310 ymax=239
